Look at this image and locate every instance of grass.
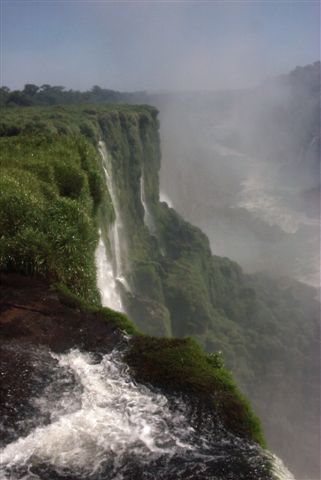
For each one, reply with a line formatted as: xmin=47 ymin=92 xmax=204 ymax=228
xmin=55 ymin=282 xmax=139 ymax=335
xmin=125 ymin=335 xmax=266 ymax=447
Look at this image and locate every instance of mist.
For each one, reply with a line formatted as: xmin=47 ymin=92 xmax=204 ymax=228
xmin=150 ymin=64 xmax=320 ymax=478
xmin=2 ymin=2 xmax=319 ymax=92
xmin=152 ymin=63 xmax=320 ymax=289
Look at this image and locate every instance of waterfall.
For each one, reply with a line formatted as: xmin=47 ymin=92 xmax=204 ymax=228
xmin=140 ymin=173 xmax=155 ymax=233
xmin=95 ymin=231 xmax=123 ymax=311
xmin=97 ymin=141 xmax=130 ymax=293
xmin=98 ymin=141 xmax=123 ymax=280
xmin=268 ymin=453 xmax=296 ymax=480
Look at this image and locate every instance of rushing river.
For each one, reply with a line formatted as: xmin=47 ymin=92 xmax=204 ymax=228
xmin=0 ymin=344 xmax=295 ymax=480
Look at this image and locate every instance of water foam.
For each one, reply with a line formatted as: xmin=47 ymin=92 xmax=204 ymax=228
xmin=268 ymin=453 xmax=296 ymax=480
xmin=0 ymin=349 xmax=194 ymax=479
xmin=95 ymin=230 xmax=123 ymax=311
xmin=238 ymin=172 xmax=320 ymax=234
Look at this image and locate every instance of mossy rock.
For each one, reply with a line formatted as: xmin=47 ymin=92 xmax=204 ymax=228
xmin=55 ymin=283 xmax=139 ymax=335
xmin=125 ymin=335 xmax=266 ymax=447
xmin=123 ymin=292 xmax=171 ymax=337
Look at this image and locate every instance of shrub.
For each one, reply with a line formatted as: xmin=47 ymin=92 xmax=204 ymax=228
xmin=126 ymin=335 xmax=266 ymax=447
xmin=53 ymin=160 xmax=86 ymax=199
xmin=0 ymin=172 xmax=44 ymax=235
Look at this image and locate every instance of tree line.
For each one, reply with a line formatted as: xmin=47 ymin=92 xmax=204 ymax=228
xmin=0 ymin=84 xmax=147 ymax=107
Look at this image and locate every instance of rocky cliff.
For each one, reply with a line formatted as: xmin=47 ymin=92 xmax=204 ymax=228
xmin=0 ymin=104 xmax=319 ymax=478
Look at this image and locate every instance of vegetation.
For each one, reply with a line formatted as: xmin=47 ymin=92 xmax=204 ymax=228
xmin=0 ymin=104 xmax=156 ymax=302
xmin=0 ymin=103 xmax=267 ymax=450
xmin=0 ymin=102 xmax=318 ymax=474
xmin=0 ymin=84 xmax=147 ymax=108
xmin=126 ymin=335 xmax=265 ymax=446
xmin=55 ymin=282 xmax=139 ymax=335
xmin=0 ymin=135 xmax=99 ymax=301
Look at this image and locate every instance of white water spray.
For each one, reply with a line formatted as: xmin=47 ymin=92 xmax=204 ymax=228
xmin=95 ymin=231 xmax=123 ymax=311
xmin=237 ymin=171 xmax=320 ymax=234
xmin=98 ymin=141 xmax=130 ymax=291
xmin=0 ymin=346 xmax=297 ymax=480
xmin=0 ymin=349 xmax=194 ymax=479
xmin=140 ymin=173 xmax=155 ymax=233
xmin=268 ymin=453 xmax=296 ymax=480
xmin=159 ymin=190 xmax=173 ymax=208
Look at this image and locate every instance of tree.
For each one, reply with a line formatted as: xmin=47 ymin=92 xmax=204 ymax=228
xmin=0 ymin=86 xmax=10 ymax=106
xmin=23 ymin=84 xmax=39 ymax=96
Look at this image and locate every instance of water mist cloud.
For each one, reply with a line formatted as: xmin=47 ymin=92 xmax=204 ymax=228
xmin=1 ymin=1 xmax=319 ymax=91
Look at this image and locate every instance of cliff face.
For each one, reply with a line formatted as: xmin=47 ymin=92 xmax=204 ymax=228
xmin=0 ymin=105 xmax=277 ymax=479
xmin=0 ymin=104 xmax=319 ymax=478
xmin=0 ymin=275 xmax=276 ymax=479
xmin=98 ymin=107 xmax=319 ymax=479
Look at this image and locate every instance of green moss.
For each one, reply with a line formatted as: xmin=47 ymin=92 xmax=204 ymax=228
xmin=0 ymin=117 xmax=107 ymax=301
xmin=55 ymin=283 xmax=139 ymax=335
xmin=94 ymin=307 xmax=139 ymax=335
xmin=0 ymin=104 xmax=162 ymax=308
xmin=54 ymin=282 xmax=90 ymax=310
xmin=123 ymin=292 xmax=171 ymax=337
xmin=125 ymin=335 xmax=266 ymax=447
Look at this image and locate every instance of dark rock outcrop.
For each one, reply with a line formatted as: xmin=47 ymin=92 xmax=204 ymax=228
xmin=0 ymin=274 xmax=121 ymax=446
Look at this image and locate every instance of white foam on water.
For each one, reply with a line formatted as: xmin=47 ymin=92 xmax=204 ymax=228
xmin=268 ymin=452 xmax=296 ymax=480
xmin=238 ymin=172 xmax=320 ymax=234
xmin=0 ymin=349 xmax=194 ymax=479
xmin=95 ymin=231 xmax=123 ymax=311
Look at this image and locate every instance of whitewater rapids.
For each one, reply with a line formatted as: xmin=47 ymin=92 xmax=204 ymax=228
xmin=0 ymin=346 xmax=295 ymax=480
xmin=0 ymin=348 xmax=194 ymax=479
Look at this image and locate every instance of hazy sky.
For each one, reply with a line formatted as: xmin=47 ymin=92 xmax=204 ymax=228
xmin=1 ymin=0 xmax=319 ymax=91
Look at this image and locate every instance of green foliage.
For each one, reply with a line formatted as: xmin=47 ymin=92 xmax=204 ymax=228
xmin=55 ymin=283 xmax=139 ymax=335
xmin=95 ymin=307 xmax=139 ymax=335
xmin=53 ymin=160 xmax=86 ymax=199
xmin=1 ymin=102 xmax=317 ymax=471
xmin=206 ymin=351 xmax=224 ymax=369
xmin=0 ymin=111 xmax=112 ymax=301
xmin=126 ymin=335 xmax=265 ymax=447
xmin=0 ymin=171 xmax=45 ymax=235
xmin=55 ymin=283 xmax=90 ymax=310
xmin=0 ymin=103 xmax=158 ymax=306
xmin=129 ymin=261 xmax=164 ymax=302
xmin=0 ymin=83 xmax=148 ymax=108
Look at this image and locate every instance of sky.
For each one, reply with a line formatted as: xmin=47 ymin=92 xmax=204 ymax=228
xmin=0 ymin=0 xmax=320 ymax=92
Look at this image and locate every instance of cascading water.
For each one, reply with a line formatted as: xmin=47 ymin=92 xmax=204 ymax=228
xmin=140 ymin=173 xmax=155 ymax=233
xmin=98 ymin=141 xmax=123 ymax=280
xmin=0 ymin=344 xmax=295 ymax=480
xmin=95 ymin=230 xmax=123 ymax=311
xmin=268 ymin=454 xmax=297 ymax=480
xmin=0 ymin=348 xmax=194 ymax=479
xmin=96 ymin=141 xmax=130 ymax=298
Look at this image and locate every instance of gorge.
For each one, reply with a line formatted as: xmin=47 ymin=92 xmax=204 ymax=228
xmin=0 ymin=103 xmax=319 ymax=479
